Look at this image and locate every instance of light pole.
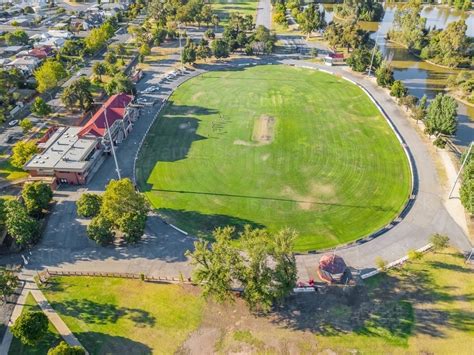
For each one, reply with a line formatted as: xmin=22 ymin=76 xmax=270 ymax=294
xmin=368 ymin=30 xmax=381 ymax=77
xmin=448 ymin=141 xmax=473 ymax=199
xmin=178 ymin=22 xmax=184 ymax=69
xmin=104 ymin=105 xmax=121 ymax=180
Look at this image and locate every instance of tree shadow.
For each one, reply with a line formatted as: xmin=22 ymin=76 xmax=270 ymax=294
xmin=50 ymin=299 xmax=156 ymax=327
xmin=77 ymin=332 xmax=153 ymax=355
xmin=157 ymin=208 xmax=265 ymax=240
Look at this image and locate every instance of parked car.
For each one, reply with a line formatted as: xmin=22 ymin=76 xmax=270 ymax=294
xmin=8 ymin=120 xmax=19 ymax=127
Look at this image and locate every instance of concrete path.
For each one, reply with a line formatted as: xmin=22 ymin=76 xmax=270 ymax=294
xmin=256 ymin=0 xmax=272 ymax=29
xmin=0 ymin=272 xmax=85 ymax=354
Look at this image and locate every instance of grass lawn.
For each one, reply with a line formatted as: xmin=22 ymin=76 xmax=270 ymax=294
xmin=9 ymin=293 xmax=62 ymax=355
xmin=0 ymin=155 xmax=29 ymax=182
xmin=210 ymin=0 xmax=258 ymax=25
xmin=42 ymin=277 xmax=205 ymax=354
xmin=136 ymin=65 xmax=411 ymax=251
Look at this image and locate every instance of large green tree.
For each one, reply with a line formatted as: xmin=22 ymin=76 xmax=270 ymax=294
xmin=425 ymin=93 xmax=458 ymax=137
xmin=5 ymin=200 xmax=39 ymax=247
xmin=31 ymin=97 xmax=52 ymax=117
xmin=21 ymin=182 xmax=53 ymax=217
xmin=76 ymin=193 xmax=102 ymax=218
xmin=87 ymin=214 xmax=114 ymax=245
xmin=61 ymin=77 xmax=94 ymax=112
xmin=296 ymin=4 xmax=326 ymax=38
xmin=389 ymin=0 xmax=426 ymax=51
xmin=11 ymin=311 xmax=48 ymax=346
xmin=34 ymin=60 xmax=67 ymax=93
xmin=10 ymin=140 xmax=39 ymax=168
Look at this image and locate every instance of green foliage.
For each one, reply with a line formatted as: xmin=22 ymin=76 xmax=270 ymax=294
xmin=34 ymin=60 xmax=67 ymax=93
xmin=87 ymin=214 xmax=114 ymax=245
xmin=5 ymin=30 xmax=29 ymax=45
xmin=92 ymin=62 xmax=107 ymax=82
xmin=5 ymin=200 xmax=38 ymax=247
xmin=296 ymin=4 xmax=326 ymax=37
xmin=211 ymin=38 xmax=229 ymax=59
xmin=31 ymin=97 xmax=52 ymax=117
xmin=324 ymin=21 xmax=369 ymax=51
xmin=347 ymin=47 xmax=380 ymax=72
xmin=84 ymin=23 xmax=114 ymax=53
xmin=420 ymin=20 xmax=469 ymax=67
xmin=273 ymin=3 xmax=288 ymax=27
xmin=407 ymin=249 xmax=423 ymax=261
xmin=460 ymin=157 xmax=473 ymax=214
xmin=10 ymin=140 xmax=39 ymax=169
xmin=429 ymin=234 xmax=450 ymax=251
xmin=182 ymin=39 xmax=197 ymax=64
xmin=375 ymin=257 xmax=388 ymax=271
xmin=104 ymin=51 xmax=117 ymax=65
xmin=187 ymin=226 xmax=297 ymax=313
xmin=139 ymin=43 xmax=151 ymax=57
xmin=334 ymin=0 xmax=384 ymax=22
xmin=48 ymin=341 xmax=85 ymax=355
xmin=76 ymin=193 xmax=102 ymax=218
xmin=21 ymin=182 xmax=53 ymax=217
xmin=0 ymin=268 xmax=19 ymax=302
xmin=61 ymin=77 xmax=94 ymax=112
xmin=425 ymin=94 xmax=457 ymax=136
xmin=118 ymin=211 xmax=147 ymax=243
xmin=376 ymin=62 xmax=394 ymax=88
xmin=11 ymin=311 xmax=49 ymax=346
xmin=389 ymin=0 xmax=426 ymax=50
xmin=20 ymin=119 xmax=33 ymax=134
xmin=104 ymin=73 xmax=134 ymax=96
xmin=390 ymin=80 xmax=408 ymax=99
xmin=61 ymin=39 xmax=85 ymax=57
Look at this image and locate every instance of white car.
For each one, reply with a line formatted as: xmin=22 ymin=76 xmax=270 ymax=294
xmin=8 ymin=120 xmax=19 ymax=127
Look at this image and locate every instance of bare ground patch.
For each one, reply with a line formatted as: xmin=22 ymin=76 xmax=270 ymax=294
xmin=253 ymin=115 xmax=276 ymax=144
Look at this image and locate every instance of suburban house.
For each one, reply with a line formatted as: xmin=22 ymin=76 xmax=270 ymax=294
xmin=5 ymin=56 xmax=41 ymax=75
xmin=24 ymin=94 xmax=138 ymax=185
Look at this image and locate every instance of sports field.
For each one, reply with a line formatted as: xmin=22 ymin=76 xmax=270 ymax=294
xmin=136 ymin=65 xmax=411 ymax=251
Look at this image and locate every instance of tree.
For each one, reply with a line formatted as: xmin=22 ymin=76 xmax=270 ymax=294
xmin=48 ymin=341 xmax=86 ymax=355
xmin=5 ymin=30 xmax=29 ymax=45
xmin=61 ymin=78 xmax=94 ymax=112
xmin=296 ymin=4 xmax=326 ymax=38
xmin=31 ymin=97 xmax=52 ymax=117
xmin=411 ymin=94 xmax=427 ymax=122
xmin=138 ymin=43 xmax=151 ymax=58
xmin=389 ymin=0 xmax=427 ymax=50
xmin=429 ymin=233 xmax=450 ymax=251
xmin=92 ymin=62 xmax=107 ymax=82
xmin=211 ymin=39 xmax=229 ymax=59
xmin=390 ymin=80 xmax=408 ymax=99
xmin=20 ymin=119 xmax=33 ymax=134
xmin=11 ymin=311 xmax=48 ymax=346
xmin=21 ymin=182 xmax=53 ymax=217
xmin=118 ymin=211 xmax=147 ymax=243
xmin=5 ymin=200 xmax=39 ymax=247
xmin=182 ymin=39 xmax=197 ymax=64
xmin=375 ymin=62 xmax=394 ymax=88
xmin=104 ymin=73 xmax=134 ymax=95
xmin=76 ymin=193 xmax=102 ymax=218
xmin=186 ymin=226 xmax=242 ymax=303
xmin=400 ymin=95 xmax=418 ymax=111
xmin=10 ymin=140 xmax=39 ymax=169
xmin=85 ymin=26 xmax=109 ymax=53
xmin=104 ymin=51 xmax=117 ymax=65
xmin=460 ymin=156 xmax=473 ymax=214
xmin=346 ymin=48 xmax=380 ymax=72
xmin=196 ymin=41 xmax=212 ymax=61
xmin=87 ymin=214 xmax=114 ymax=245
xmin=425 ymin=93 xmax=457 ymax=137
xmin=0 ymin=268 xmax=19 ymax=303
xmin=34 ymin=60 xmax=67 ymax=93
xmin=101 ymin=179 xmax=148 ymax=222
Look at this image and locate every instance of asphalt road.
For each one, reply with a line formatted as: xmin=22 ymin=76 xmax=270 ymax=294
xmin=256 ymin=0 xmax=272 ymax=29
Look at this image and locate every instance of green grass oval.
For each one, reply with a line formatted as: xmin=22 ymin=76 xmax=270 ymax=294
xmin=136 ymin=65 xmax=411 ymax=251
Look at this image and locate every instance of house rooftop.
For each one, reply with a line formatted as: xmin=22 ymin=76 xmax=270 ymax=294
xmin=25 ymin=126 xmax=98 ymax=172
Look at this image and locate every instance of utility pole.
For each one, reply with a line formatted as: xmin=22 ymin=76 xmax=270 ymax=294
xmin=104 ymin=105 xmax=121 ymax=180
xmin=368 ymin=30 xmax=380 ymax=77
xmin=448 ymin=141 xmax=473 ymax=199
xmin=178 ymin=22 xmax=184 ymax=70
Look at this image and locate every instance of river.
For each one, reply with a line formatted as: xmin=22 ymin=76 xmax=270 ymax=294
xmin=322 ymin=4 xmax=474 ymax=149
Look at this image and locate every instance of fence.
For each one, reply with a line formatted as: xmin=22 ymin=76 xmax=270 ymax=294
xmin=40 ymin=269 xmax=193 ymax=285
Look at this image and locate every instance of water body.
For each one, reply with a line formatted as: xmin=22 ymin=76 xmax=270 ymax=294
xmin=321 ymin=4 xmax=474 ymax=148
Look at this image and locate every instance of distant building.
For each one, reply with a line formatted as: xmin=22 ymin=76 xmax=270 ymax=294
xmin=5 ymin=56 xmax=41 ymax=75
xmin=25 ymin=94 xmax=139 ymax=185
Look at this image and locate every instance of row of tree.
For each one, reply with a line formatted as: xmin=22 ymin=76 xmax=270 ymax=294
xmin=334 ymin=0 xmax=384 ymax=22
xmin=0 ymin=182 xmax=53 ymax=248
xmin=77 ymin=179 xmax=149 ymax=245
xmin=187 ymin=225 xmax=297 ymax=313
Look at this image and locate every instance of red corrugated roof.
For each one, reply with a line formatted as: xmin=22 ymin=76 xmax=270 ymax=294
xmin=78 ymin=93 xmax=133 ymax=138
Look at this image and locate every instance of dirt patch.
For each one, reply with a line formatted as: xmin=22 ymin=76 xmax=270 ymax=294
xmin=252 ymin=115 xmax=275 ymax=144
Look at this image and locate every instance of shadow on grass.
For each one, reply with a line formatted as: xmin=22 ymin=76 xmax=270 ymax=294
xmin=50 ymin=299 xmax=155 ymax=326
xmin=77 ymin=332 xmax=152 ymax=354
xmin=157 ymin=208 xmax=265 ymax=240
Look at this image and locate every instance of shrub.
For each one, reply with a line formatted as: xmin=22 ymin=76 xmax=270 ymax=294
xmin=429 ymin=234 xmax=450 ymax=251
xmin=48 ymin=341 xmax=85 ymax=355
xmin=11 ymin=311 xmax=48 ymax=346
xmin=433 ymin=137 xmax=446 ymax=149
xmin=87 ymin=215 xmax=114 ymax=245
xmin=407 ymin=249 xmax=423 ymax=261
xmin=375 ymin=256 xmax=388 ymax=271
xmin=76 ymin=193 xmax=102 ymax=218
xmin=390 ymin=80 xmax=407 ymax=99
xmin=21 ymin=182 xmax=53 ymax=217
